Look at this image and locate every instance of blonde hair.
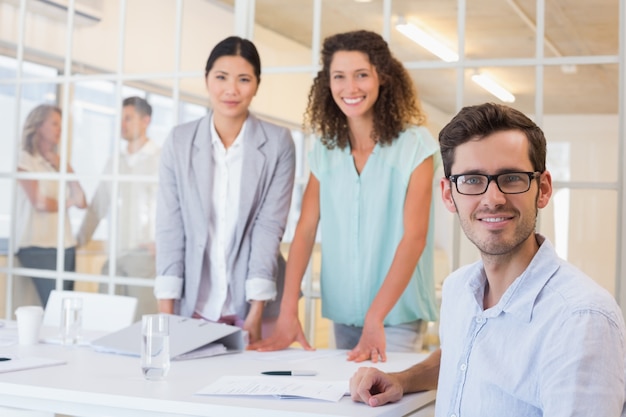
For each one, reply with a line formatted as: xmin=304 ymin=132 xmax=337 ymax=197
xmin=22 ymin=104 xmax=61 ymax=155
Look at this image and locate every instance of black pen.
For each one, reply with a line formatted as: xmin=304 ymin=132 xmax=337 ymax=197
xmin=0 ymin=357 xmax=11 ymax=362
xmin=262 ymin=370 xmax=317 ymax=376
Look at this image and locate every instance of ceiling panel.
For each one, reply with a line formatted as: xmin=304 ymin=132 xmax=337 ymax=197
xmin=218 ymin=0 xmax=619 ymax=115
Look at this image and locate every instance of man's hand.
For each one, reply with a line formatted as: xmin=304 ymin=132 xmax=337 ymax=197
xmin=350 ymin=367 xmax=403 ymax=407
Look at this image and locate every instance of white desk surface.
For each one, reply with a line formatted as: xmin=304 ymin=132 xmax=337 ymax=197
xmin=0 ymin=324 xmax=435 ymax=417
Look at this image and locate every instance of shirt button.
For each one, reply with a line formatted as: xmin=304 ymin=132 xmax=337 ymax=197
xmin=475 ymin=316 xmax=485 ymax=324
xmin=460 ymin=363 xmax=467 ymax=371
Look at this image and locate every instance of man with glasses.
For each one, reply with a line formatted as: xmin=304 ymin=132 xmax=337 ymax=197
xmin=350 ymin=102 xmax=626 ymax=416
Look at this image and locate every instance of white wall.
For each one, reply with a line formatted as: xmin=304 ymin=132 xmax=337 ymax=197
xmin=544 ymin=114 xmax=618 ymax=293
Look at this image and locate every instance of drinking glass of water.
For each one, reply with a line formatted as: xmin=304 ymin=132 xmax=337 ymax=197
xmin=141 ymin=314 xmax=170 ymax=381
xmin=60 ymin=297 xmax=83 ymax=345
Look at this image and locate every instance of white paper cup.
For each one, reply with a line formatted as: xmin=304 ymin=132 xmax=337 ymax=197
xmin=15 ymin=306 xmax=44 ymax=345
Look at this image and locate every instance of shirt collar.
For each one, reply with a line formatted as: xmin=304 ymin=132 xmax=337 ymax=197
xmin=121 ymin=139 xmax=157 ymax=155
xmin=210 ymin=115 xmax=247 ymax=150
xmin=466 ymin=233 xmax=561 ymax=323
xmin=121 ymin=139 xmax=158 ymax=164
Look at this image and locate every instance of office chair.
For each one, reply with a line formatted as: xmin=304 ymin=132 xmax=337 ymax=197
xmin=43 ymin=290 xmax=138 ymax=333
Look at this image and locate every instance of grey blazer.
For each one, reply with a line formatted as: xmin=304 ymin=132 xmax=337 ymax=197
xmin=155 ymin=112 xmax=295 ymax=319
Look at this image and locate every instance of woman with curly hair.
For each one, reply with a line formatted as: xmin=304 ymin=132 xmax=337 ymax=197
xmin=251 ymin=30 xmax=440 ymax=362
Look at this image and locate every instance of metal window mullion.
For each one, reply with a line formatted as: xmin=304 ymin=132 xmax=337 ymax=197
xmin=300 ymin=0 xmax=323 ymax=346
xmin=247 ymin=0 xmax=256 ymax=39
xmin=400 ymin=55 xmax=620 ymax=71
xmin=534 ymin=0 xmax=545 ymax=125
xmin=0 ymin=71 xmax=207 ymax=85
xmin=551 ymin=181 xmax=619 ymax=190
xmin=105 ymin=0 xmax=129 ymax=295
xmin=172 ymin=0 xmax=183 ymax=127
xmin=10 ymin=57 xmax=621 ymax=84
xmin=234 ymin=0 xmax=255 ymax=39
xmin=6 ymin=0 xmax=29 ymax=318
xmin=617 ymin=0 xmax=626 ymax=317
xmin=382 ymin=0 xmax=391 ymax=41
xmin=533 ymin=0 xmax=545 ymax=233
xmin=54 ymin=0 xmax=78 ymax=292
xmin=451 ymin=0 xmax=467 ymax=272
xmin=2 ymin=267 xmax=155 ymax=288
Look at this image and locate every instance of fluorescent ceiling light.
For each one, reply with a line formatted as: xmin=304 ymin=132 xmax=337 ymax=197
xmin=471 ymin=72 xmax=516 ymax=103
xmin=395 ymin=19 xmax=458 ymax=62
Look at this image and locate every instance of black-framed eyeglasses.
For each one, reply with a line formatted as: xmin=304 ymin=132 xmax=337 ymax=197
xmin=448 ymin=171 xmax=541 ymax=195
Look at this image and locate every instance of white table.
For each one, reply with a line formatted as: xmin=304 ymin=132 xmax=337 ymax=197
xmin=0 ymin=325 xmax=435 ymax=417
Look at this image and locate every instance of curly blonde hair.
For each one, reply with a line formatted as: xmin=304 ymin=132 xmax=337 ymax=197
xmin=304 ymin=30 xmax=426 ymax=149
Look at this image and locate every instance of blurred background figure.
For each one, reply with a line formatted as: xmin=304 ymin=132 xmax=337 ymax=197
xmin=77 ymin=96 xmax=160 ymax=318
xmin=16 ymin=104 xmax=87 ymax=306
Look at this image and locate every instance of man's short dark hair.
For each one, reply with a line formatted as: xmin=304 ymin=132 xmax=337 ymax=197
xmin=123 ymin=96 xmax=152 ymax=117
xmin=439 ymin=102 xmax=547 ymax=177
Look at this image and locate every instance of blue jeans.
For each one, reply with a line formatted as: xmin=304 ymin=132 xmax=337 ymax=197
xmin=333 ymin=320 xmax=426 ymax=352
xmin=16 ymin=246 xmax=76 ymax=307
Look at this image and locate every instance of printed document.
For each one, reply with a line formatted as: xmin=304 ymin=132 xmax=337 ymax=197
xmin=197 ymin=375 xmax=348 ymax=402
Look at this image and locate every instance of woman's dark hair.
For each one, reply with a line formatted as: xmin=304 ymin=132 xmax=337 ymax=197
xmin=205 ymin=36 xmax=261 ymax=84
xmin=305 ymin=30 xmax=426 ymax=149
xmin=439 ymin=102 xmax=547 ymax=177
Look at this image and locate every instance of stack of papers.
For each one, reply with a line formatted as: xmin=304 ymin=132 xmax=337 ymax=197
xmin=196 ymin=376 xmax=348 ymax=402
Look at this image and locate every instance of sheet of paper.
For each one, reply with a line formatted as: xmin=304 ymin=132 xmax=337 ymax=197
xmin=0 ymin=356 xmax=66 ymax=373
xmin=196 ymin=375 xmax=348 ymax=402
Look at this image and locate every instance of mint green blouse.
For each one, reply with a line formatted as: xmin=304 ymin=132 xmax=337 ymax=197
xmin=309 ymin=125 xmax=441 ymax=326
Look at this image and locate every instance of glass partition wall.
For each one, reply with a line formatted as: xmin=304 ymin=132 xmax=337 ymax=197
xmin=0 ymin=0 xmax=624 ymax=342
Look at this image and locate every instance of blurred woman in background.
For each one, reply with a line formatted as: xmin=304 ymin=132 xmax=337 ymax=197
xmin=16 ymin=104 xmax=86 ymax=306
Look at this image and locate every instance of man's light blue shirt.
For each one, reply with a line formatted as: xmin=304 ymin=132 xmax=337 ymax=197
xmin=436 ymin=235 xmax=626 ymax=417
xmin=309 ymin=125 xmax=440 ymax=326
